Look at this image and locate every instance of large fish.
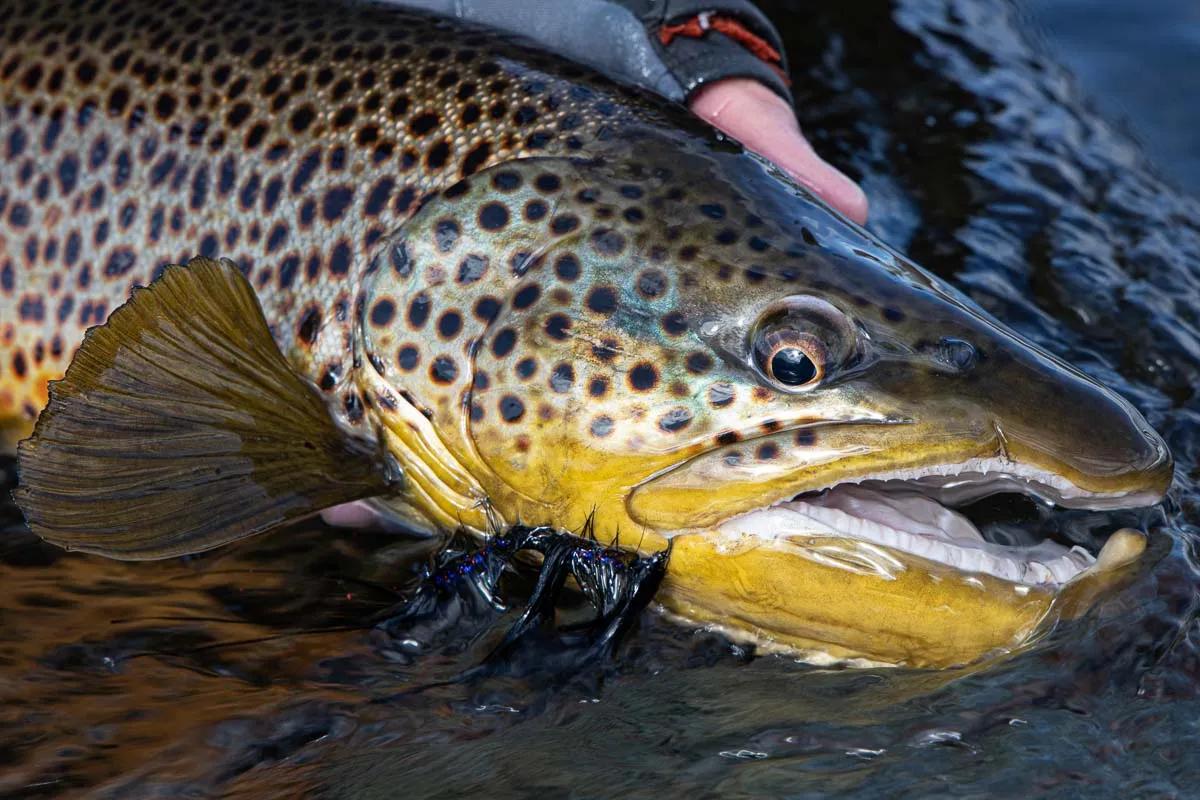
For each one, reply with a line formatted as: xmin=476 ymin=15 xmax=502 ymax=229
xmin=0 ymin=0 xmax=1172 ymax=667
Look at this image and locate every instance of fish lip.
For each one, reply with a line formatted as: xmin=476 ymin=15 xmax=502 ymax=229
xmin=681 ymin=454 xmax=1166 ymax=590
xmin=789 ymin=456 xmax=1169 ymax=511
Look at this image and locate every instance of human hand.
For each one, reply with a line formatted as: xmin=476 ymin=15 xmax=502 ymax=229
xmin=690 ymin=78 xmax=869 ymax=225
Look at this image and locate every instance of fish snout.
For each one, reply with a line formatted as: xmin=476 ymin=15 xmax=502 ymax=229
xmin=982 ymin=350 xmax=1172 ymax=507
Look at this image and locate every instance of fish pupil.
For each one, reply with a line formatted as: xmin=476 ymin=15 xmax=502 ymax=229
xmin=771 ymin=348 xmax=817 ymax=386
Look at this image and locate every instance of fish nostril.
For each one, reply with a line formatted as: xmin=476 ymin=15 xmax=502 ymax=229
xmin=935 ymin=337 xmax=978 ymax=373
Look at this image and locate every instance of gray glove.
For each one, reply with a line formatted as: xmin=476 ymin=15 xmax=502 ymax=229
xmin=380 ymin=0 xmax=791 ymax=104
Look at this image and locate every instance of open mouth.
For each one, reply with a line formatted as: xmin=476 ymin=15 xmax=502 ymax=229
xmin=715 ymin=459 xmax=1146 ymax=588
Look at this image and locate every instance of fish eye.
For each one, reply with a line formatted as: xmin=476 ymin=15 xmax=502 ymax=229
xmin=754 ymin=330 xmax=825 ymax=389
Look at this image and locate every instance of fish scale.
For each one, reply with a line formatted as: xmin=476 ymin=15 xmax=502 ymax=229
xmin=0 ymin=0 xmax=658 ymax=443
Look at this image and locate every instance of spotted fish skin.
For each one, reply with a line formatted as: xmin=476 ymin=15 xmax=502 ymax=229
xmin=0 ymin=0 xmax=675 ymax=443
xmin=2 ymin=0 xmax=1176 ymax=667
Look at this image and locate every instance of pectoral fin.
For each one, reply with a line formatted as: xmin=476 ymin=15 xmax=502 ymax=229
xmin=15 ymin=257 xmax=399 ymax=560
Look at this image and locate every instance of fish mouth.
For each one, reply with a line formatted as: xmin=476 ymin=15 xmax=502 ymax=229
xmin=709 ymin=457 xmax=1164 ymax=588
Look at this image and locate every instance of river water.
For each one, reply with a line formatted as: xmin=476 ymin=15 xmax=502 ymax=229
xmin=3 ymin=1 xmax=1200 ymax=797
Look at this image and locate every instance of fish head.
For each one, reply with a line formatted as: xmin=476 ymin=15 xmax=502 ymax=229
xmin=356 ymin=132 xmax=1171 ymax=666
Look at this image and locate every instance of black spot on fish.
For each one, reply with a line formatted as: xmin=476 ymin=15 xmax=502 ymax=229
xmin=551 ymin=214 xmax=579 ymax=235
xmin=554 ymin=253 xmax=580 ymax=282
xmin=435 ymin=219 xmax=460 ymax=251
xmin=591 ymin=416 xmax=613 ymax=437
xmin=757 ymin=442 xmax=779 ymax=461
xmin=18 ymin=296 xmax=44 ymax=322
xmin=586 ymin=286 xmax=618 ymax=315
xmin=9 ymin=203 xmax=30 ymax=228
xmin=659 ymin=408 xmax=693 ymax=433
xmin=426 ymin=139 xmax=451 ymax=170
xmin=491 ymin=327 xmax=517 ymax=357
xmin=629 ymin=363 xmax=658 ymax=391
xmin=479 ymin=202 xmax=509 ymax=231
xmin=516 ymin=357 xmax=537 ymax=379
xmin=492 ymin=170 xmax=521 ymax=191
xmin=591 ymin=229 xmax=625 ymax=256
xmin=89 ymin=137 xmax=109 ymax=169
xmin=56 ymin=296 xmax=75 ymax=324
xmin=474 ymin=296 xmax=500 ymax=321
xmin=266 ymin=223 xmax=287 ymax=253
xmin=389 ymin=241 xmax=412 ymax=277
xmin=263 ymin=177 xmax=284 ymax=212
xmin=544 ymin=313 xmax=571 ymax=341
xmin=708 ymin=383 xmax=734 ymax=407
xmin=322 ymin=186 xmax=354 ymax=221
xmin=366 ymin=178 xmax=394 ymax=217
xmin=686 ymin=352 xmax=713 ymax=374
xmin=279 ymin=255 xmax=300 ymax=289
xmin=408 ymin=293 xmax=431 ymax=328
xmin=431 ymin=355 xmax=458 ymax=384
xmin=637 ymin=270 xmax=667 ymax=298
xmin=499 ymin=395 xmax=525 ymax=422
xmin=409 ymin=112 xmax=439 ymax=136
xmin=329 ymin=240 xmax=352 ymax=274
xmin=438 ymin=309 xmax=462 ymax=339
xmin=104 ymin=249 xmax=137 ymax=277
xmin=57 ymin=155 xmax=79 ymax=195
xmin=457 ymin=253 xmax=487 ymax=284
xmin=524 ymin=200 xmax=547 ymax=221
xmin=661 ymin=311 xmax=687 ymax=336
xmin=512 ymin=284 xmax=541 ymax=310
xmin=534 ymin=173 xmax=561 ymax=193
xmin=397 ymin=345 xmax=419 ymax=371
xmin=114 ymin=150 xmax=132 ymax=189
xmin=461 ymin=141 xmax=491 ymax=176
xmin=550 ymin=363 xmax=574 ymax=393
xmin=371 ymin=298 xmax=395 ymax=327
xmin=292 ymin=148 xmax=320 ymax=193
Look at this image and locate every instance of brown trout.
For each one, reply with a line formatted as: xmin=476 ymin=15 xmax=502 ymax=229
xmin=0 ymin=0 xmax=1173 ymax=667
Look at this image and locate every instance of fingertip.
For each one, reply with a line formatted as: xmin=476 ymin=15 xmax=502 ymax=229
xmin=827 ymin=172 xmax=870 ymax=225
xmin=774 ymin=154 xmax=870 ymax=225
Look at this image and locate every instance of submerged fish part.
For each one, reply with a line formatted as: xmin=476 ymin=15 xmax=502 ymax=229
xmin=2 ymin=0 xmax=1173 ymax=667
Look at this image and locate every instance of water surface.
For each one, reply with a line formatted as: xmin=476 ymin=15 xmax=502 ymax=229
xmin=4 ymin=1 xmax=1200 ymax=796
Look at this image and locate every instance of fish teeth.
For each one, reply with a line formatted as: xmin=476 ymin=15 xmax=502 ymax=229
xmin=716 ymin=484 xmax=1096 ymax=587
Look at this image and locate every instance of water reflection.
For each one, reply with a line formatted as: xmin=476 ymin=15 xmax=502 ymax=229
xmin=5 ymin=0 xmax=1200 ymax=796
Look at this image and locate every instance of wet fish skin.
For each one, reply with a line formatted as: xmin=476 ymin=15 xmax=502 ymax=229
xmin=0 ymin=0 xmax=672 ymax=441
xmin=0 ymin=0 xmax=1173 ymax=666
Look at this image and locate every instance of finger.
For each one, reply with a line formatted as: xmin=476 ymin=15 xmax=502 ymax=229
xmin=321 ymin=500 xmax=388 ymax=529
xmin=690 ymin=79 xmax=869 ymax=224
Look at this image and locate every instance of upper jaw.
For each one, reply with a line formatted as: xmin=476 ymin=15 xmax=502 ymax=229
xmin=793 ymin=455 xmax=1170 ymax=511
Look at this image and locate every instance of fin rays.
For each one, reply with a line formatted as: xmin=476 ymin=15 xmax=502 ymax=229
xmin=16 ymin=257 xmax=399 ymax=560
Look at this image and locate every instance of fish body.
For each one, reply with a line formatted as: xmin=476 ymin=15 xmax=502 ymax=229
xmin=1 ymin=0 xmax=1173 ymax=667
xmin=0 ymin=0 xmax=653 ymax=440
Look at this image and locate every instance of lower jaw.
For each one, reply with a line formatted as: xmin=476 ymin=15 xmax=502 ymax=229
xmin=656 ymin=527 xmax=1147 ymax=669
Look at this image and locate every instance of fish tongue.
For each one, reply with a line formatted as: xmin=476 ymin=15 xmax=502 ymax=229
xmin=801 ymin=484 xmax=985 ymax=544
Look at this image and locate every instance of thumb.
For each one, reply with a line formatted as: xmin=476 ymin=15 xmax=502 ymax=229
xmin=690 ymin=79 xmax=869 ymax=225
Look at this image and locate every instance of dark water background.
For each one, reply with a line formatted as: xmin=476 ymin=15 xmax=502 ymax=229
xmin=4 ymin=1 xmax=1200 ymax=797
